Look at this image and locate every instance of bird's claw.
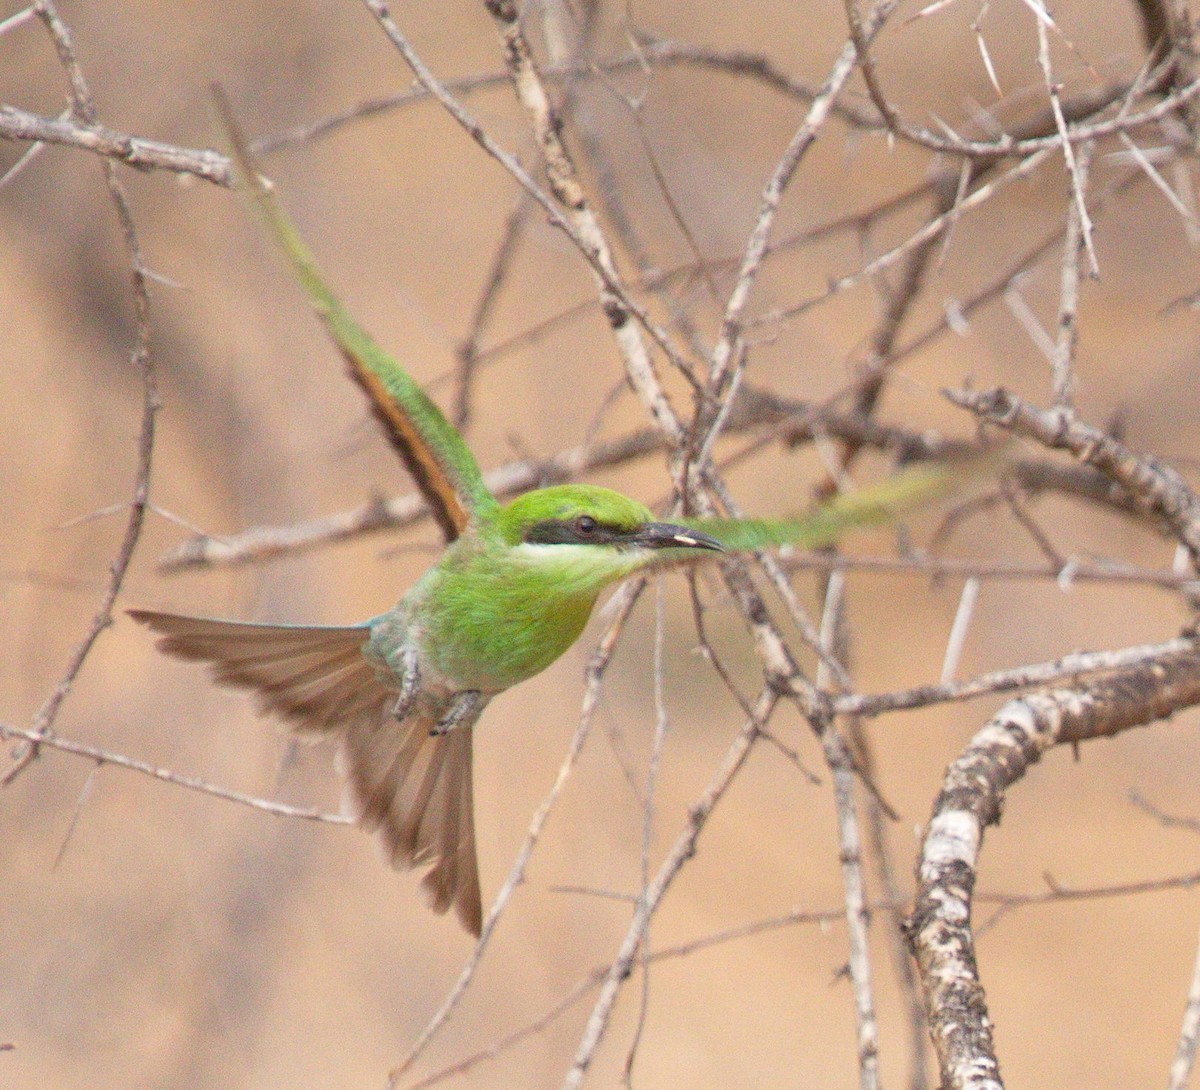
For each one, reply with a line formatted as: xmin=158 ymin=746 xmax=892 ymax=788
xmin=391 ymin=648 xmax=420 ymax=721
xmin=431 ymin=690 xmax=483 ymax=735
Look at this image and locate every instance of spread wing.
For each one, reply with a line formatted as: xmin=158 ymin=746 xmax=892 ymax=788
xmin=130 ymin=608 xmax=484 ymax=934
xmin=213 ymin=86 xmax=497 ymax=544
xmin=128 ymin=609 xmax=380 ymax=733
xmin=682 ymin=453 xmax=1001 ymax=552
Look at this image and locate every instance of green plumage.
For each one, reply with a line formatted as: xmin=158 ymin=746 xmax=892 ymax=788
xmin=132 ymin=93 xmax=995 ymax=936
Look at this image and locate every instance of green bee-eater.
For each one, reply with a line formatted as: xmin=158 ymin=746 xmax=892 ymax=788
xmin=131 ymin=96 xmax=975 ymax=935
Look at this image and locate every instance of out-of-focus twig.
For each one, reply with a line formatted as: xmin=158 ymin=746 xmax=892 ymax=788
xmin=1168 ymin=921 xmax=1200 ymax=1090
xmin=558 ymin=690 xmax=776 ymax=1090
xmin=0 ymin=721 xmax=349 ymax=824
xmin=3 ymin=1 xmax=158 ymax=786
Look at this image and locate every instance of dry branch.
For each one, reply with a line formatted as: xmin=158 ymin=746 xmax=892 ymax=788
xmin=907 ymin=644 xmax=1200 ymax=1090
xmin=3 ymin=1 xmax=158 ymax=786
xmin=947 ymin=387 xmax=1200 ymax=567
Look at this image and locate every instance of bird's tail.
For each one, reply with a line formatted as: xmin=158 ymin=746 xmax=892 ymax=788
xmin=129 ymin=609 xmax=483 ymax=934
xmin=338 ymin=707 xmax=481 ymax=934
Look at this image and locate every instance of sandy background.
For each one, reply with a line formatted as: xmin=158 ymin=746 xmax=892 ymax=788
xmin=4 ymin=2 xmax=1200 ymax=1087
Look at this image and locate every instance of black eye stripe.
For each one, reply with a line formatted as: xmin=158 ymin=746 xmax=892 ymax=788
xmin=524 ymin=517 xmax=623 ymax=546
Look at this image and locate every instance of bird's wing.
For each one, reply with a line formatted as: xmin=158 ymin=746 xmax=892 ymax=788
xmin=131 ymin=608 xmax=484 ymax=934
xmin=681 ymin=454 xmax=997 ymax=553
xmin=338 ymin=703 xmax=484 ymax=936
xmin=128 ymin=609 xmax=381 ymax=734
xmin=213 ymin=87 xmax=496 ymax=544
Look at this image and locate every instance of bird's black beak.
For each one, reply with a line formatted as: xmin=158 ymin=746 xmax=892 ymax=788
xmin=632 ymin=522 xmax=725 ymax=553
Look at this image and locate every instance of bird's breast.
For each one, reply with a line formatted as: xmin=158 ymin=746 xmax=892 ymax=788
xmin=410 ymin=563 xmax=601 ymax=693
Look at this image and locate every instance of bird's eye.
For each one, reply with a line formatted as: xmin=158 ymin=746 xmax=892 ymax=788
xmin=575 ymin=515 xmax=597 ymax=536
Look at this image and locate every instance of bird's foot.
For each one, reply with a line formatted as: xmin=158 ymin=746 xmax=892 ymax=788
xmin=431 ymin=690 xmax=483 ymax=735
xmin=391 ymin=648 xmax=421 ymax=721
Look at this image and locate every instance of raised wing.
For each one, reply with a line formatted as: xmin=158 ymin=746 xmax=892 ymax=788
xmin=213 ymin=86 xmax=497 ymax=543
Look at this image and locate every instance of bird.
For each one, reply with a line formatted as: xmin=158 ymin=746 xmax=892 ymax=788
xmin=131 ymin=92 xmax=982 ymax=935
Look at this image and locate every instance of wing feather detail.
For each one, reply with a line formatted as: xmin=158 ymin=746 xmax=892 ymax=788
xmin=131 ymin=608 xmax=484 ymax=934
xmin=212 ymin=87 xmax=497 ymax=543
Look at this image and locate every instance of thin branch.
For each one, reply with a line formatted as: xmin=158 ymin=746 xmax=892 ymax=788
xmin=1131 ymin=791 xmax=1200 ymax=833
xmin=834 ymin=636 xmax=1200 ymax=718
xmin=4 ymin=0 xmax=159 ymax=785
xmin=813 ymin=571 xmax=882 ymax=1090
xmin=750 ymin=143 xmax=1058 ymax=334
xmin=0 ymin=103 xmax=232 ymax=185
xmin=623 ymin=583 xmax=671 ymax=1086
xmin=454 ymin=191 xmax=535 ymax=429
xmin=702 ymin=0 xmax=901 ymax=416
xmin=0 ymin=722 xmax=350 ymax=824
xmin=853 ymin=720 xmax=931 ymax=1090
xmin=1169 ymin=921 xmax=1200 ymax=1090
xmin=1049 ymin=139 xmax=1093 ymax=407
xmin=778 ymin=549 xmax=1198 ymax=592
xmin=1035 ymin=15 xmax=1099 ymax=278
xmin=480 ymin=0 xmax=689 ymax=436
xmin=824 ymin=718 xmax=883 ymax=1090
xmin=976 ymin=866 xmax=1200 ymax=935
xmin=946 ymin=386 xmax=1200 ymax=567
xmin=558 ymin=690 xmax=776 ymax=1090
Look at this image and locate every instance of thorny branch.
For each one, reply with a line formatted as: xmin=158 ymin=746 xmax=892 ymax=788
xmin=3 ymin=1 xmax=158 ymax=786
xmin=948 ymin=386 xmax=1200 ymax=568
xmin=9 ymin=3 xmax=1200 ymax=1090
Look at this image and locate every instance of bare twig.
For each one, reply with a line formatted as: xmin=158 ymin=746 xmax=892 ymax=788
xmin=835 ymin=636 xmax=1200 ymax=718
xmin=750 ymin=144 xmax=1058 ymax=334
xmin=824 ymin=719 xmax=882 ymax=1090
xmin=1049 ymin=138 xmax=1093 ymax=407
xmin=480 ymin=0 xmax=690 ymax=438
xmin=778 ymin=549 xmax=1198 ymax=592
xmin=814 ymin=573 xmax=882 ymax=1090
xmin=454 ymin=192 xmax=535 ymax=429
xmin=0 ymin=721 xmax=350 ymax=824
xmin=1035 ymin=15 xmax=1099 ymax=278
xmin=946 ymin=387 xmax=1200 ymax=567
xmin=4 ymin=0 xmax=158 ymax=786
xmin=976 ymin=866 xmax=1200 ymax=935
xmin=1168 ymin=921 xmax=1200 ymax=1090
xmin=558 ymin=689 xmax=776 ymax=1090
xmin=0 ymin=103 xmax=232 ymax=185
xmin=1131 ymin=791 xmax=1200 ymax=834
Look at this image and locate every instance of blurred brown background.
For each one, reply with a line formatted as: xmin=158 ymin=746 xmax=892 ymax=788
xmin=3 ymin=1 xmax=1200 ymax=1087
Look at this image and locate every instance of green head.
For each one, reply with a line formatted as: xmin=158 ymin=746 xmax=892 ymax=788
xmin=416 ymin=485 xmax=724 ymax=693
xmin=495 ymin=484 xmax=723 ymax=566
